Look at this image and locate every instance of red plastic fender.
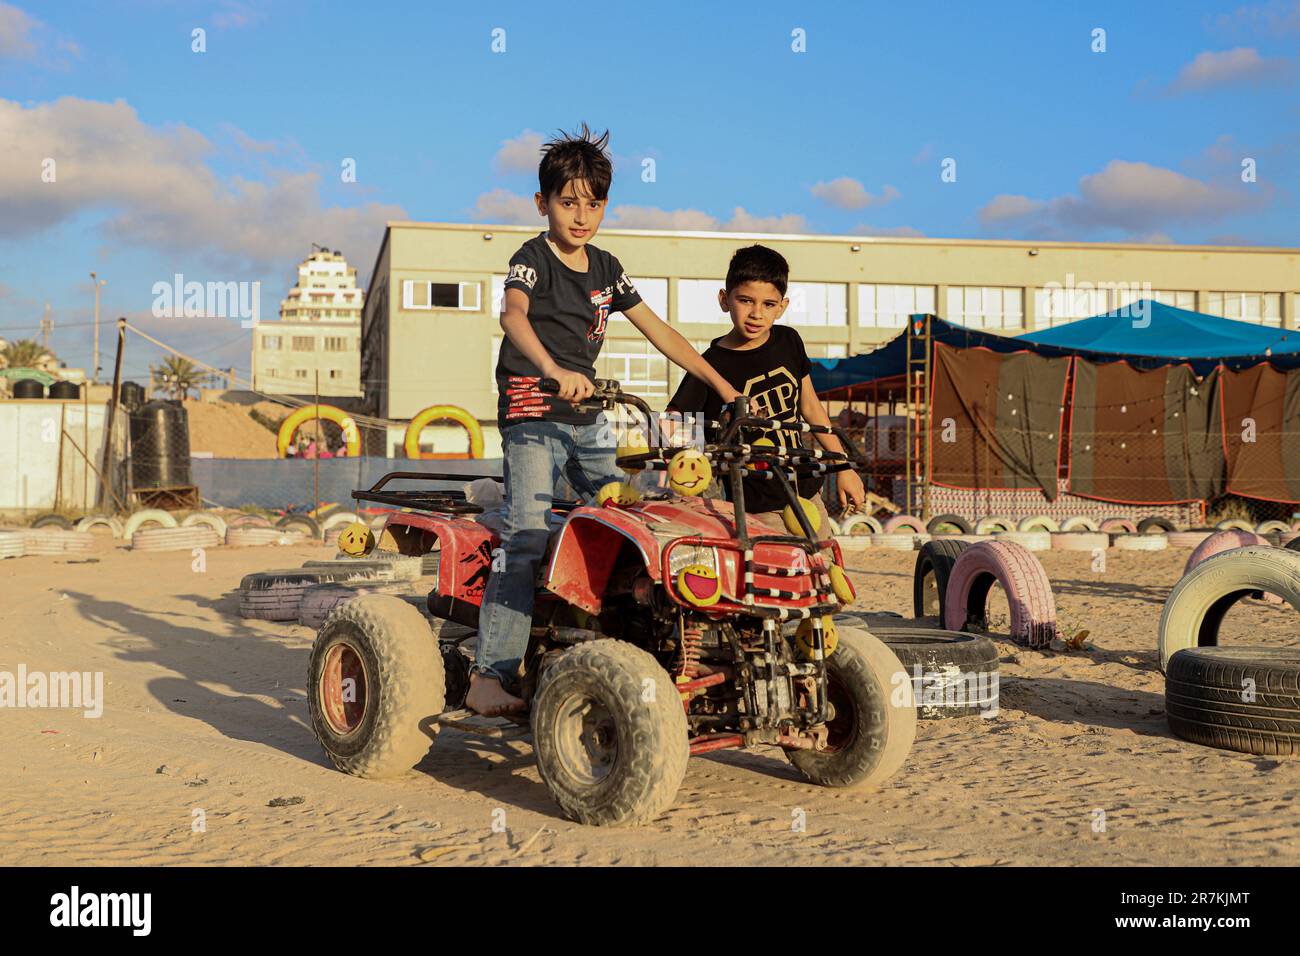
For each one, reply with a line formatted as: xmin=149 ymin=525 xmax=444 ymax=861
xmin=944 ymin=539 xmax=1058 ymax=649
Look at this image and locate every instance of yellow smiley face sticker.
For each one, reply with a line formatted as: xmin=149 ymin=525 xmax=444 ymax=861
xmin=596 ymin=480 xmax=642 ymax=507
xmin=676 ymin=564 xmax=722 ymax=606
xmin=337 ymin=521 xmax=375 ymax=557
xmin=795 ymin=615 xmax=839 ymax=660
xmin=667 ymin=448 xmax=712 ymax=497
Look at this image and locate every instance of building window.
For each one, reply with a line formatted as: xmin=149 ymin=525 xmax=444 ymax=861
xmin=595 ymin=338 xmax=669 ymax=397
xmin=858 ymin=284 xmax=936 ymax=328
xmin=295 ymin=369 xmax=309 ymax=379
xmin=261 ymin=334 xmax=282 ymax=350
xmin=608 ymin=277 xmax=667 ymax=325
xmin=786 ymin=283 xmax=847 ymax=326
xmin=806 ymin=343 xmax=848 ymax=359
xmin=677 ymin=279 xmax=728 ymax=324
xmin=328 ymin=369 xmax=343 ymax=380
xmin=1034 ymin=286 xmax=1110 ymax=327
xmin=291 ymin=336 xmax=315 ymax=351
xmin=946 ymin=287 xmax=1024 ymax=330
xmin=1117 ymin=289 xmax=1195 ymax=311
xmin=1205 ymin=291 xmax=1282 ymax=327
xmin=324 ymin=336 xmax=350 ymax=352
xmin=403 ymin=280 xmax=482 ymax=311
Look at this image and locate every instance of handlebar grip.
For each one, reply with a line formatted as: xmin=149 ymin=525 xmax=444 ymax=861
xmin=538 ymin=378 xmax=560 ymax=394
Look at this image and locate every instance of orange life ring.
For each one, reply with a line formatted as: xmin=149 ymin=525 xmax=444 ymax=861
xmin=404 ymin=405 xmax=484 ymax=460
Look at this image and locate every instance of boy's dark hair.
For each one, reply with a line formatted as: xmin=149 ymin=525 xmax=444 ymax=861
xmin=725 ymin=244 xmax=789 ymax=296
xmin=539 ymin=123 xmax=613 ymax=200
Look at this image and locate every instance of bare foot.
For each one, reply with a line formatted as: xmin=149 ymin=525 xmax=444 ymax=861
xmin=465 ymin=673 xmax=526 ymax=716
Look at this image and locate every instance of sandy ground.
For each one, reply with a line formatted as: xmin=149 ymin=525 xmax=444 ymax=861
xmin=2 ymin=533 xmax=1299 ymax=867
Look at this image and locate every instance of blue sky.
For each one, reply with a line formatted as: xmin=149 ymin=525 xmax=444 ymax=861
xmin=1 ymin=0 xmax=1296 ymax=382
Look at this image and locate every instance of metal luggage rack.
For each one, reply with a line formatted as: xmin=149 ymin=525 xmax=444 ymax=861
xmin=352 ymin=471 xmax=582 ymax=515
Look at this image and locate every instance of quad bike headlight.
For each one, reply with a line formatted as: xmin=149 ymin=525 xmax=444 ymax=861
xmin=667 ymin=543 xmax=719 ymax=578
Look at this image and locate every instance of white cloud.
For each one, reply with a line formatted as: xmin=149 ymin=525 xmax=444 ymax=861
xmin=810 ymin=177 xmax=900 ymax=210
xmin=722 ymin=207 xmax=808 ymax=233
xmin=1210 ymin=1 xmax=1300 ymax=36
xmin=977 ymin=159 xmax=1267 ymax=239
xmin=1166 ymin=47 xmax=1294 ymax=93
xmin=0 ymin=97 xmax=406 ymax=273
xmin=213 ymin=1 xmax=265 ymax=30
xmin=494 ymin=130 xmax=544 ymax=175
xmin=0 ymin=2 xmax=36 ymax=59
xmin=606 ymin=204 xmax=719 ymax=230
xmin=470 ymin=188 xmax=542 ymax=224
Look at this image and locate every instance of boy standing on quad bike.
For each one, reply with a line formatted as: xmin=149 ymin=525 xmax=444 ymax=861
xmin=468 ymin=124 xmax=740 ymax=717
xmin=665 ymin=244 xmax=868 ymax=524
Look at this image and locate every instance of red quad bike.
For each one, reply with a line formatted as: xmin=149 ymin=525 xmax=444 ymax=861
xmin=308 ymin=379 xmax=916 ymax=826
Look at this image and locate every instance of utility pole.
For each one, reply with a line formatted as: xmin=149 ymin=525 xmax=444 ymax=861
xmin=90 ymin=272 xmax=107 ymax=383
xmin=40 ymin=303 xmax=52 ymax=351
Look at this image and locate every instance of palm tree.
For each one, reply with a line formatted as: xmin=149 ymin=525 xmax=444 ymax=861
xmin=1 ymin=339 xmax=54 ymax=370
xmin=152 ymin=356 xmax=204 ymax=399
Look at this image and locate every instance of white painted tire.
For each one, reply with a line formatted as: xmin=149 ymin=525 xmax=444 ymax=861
xmin=227 ymin=513 xmax=274 ymax=530
xmin=1215 ymin=519 xmax=1255 ymax=532
xmin=974 ymin=516 xmax=1015 ymax=534
xmin=1050 ymin=531 xmax=1109 ymax=551
xmin=1158 ymin=545 xmax=1300 ymax=672
xmin=825 ymin=517 xmax=842 ymax=536
xmin=1167 ymin=530 xmax=1214 ymax=549
xmin=1114 ymin=533 xmax=1167 ymax=551
xmin=839 ymin=513 xmax=883 ymax=536
xmin=122 ymin=509 xmax=179 ymax=539
xmin=868 ymin=534 xmax=920 ymax=550
xmin=18 ymin=529 xmax=94 ymax=554
xmin=131 ymin=527 xmax=221 ymax=552
xmin=1059 ymin=516 xmax=1100 ymax=532
xmin=182 ymin=511 xmax=229 ymax=538
xmin=833 ymin=534 xmax=872 ymax=551
xmin=320 ymin=511 xmax=363 ymax=533
xmin=225 ymin=527 xmax=308 ymax=547
xmin=76 ymin=514 xmax=125 ymax=537
xmin=0 ymin=531 xmax=26 ymax=558
xmin=298 ymin=581 xmax=415 ymax=629
xmin=1016 ymin=515 xmax=1060 ymax=533
xmin=1256 ymin=520 xmax=1292 ymax=535
xmin=992 ymin=530 xmax=1050 ymax=551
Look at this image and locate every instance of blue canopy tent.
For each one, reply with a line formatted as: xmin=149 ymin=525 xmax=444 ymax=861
xmin=811 ymin=301 xmax=1300 ymax=396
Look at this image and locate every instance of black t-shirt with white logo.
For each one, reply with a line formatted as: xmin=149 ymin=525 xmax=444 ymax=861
xmin=496 ymin=233 xmax=642 ymax=428
xmin=667 ymin=324 xmax=823 ymax=513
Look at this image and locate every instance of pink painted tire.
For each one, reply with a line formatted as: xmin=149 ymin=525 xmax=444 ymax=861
xmin=943 ymin=540 xmax=1058 ymax=649
xmin=883 ymin=514 xmax=926 ymax=535
xmin=1183 ymin=530 xmax=1282 ymax=605
xmin=1050 ymin=531 xmax=1109 ymax=551
xmin=1183 ymin=530 xmax=1270 ymax=577
xmin=1099 ymin=518 xmax=1138 ymax=534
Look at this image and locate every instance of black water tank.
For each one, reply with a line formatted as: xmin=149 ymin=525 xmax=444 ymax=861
xmin=49 ymin=380 xmax=81 ymax=400
xmin=129 ymin=400 xmax=192 ymax=489
xmin=120 ymin=381 xmax=146 ymax=410
xmin=12 ymin=379 xmax=45 ymax=399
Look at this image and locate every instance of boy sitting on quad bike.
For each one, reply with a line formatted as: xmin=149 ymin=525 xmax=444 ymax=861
xmin=664 ymin=244 xmax=867 ymax=524
xmin=469 ymin=123 xmax=738 ymax=716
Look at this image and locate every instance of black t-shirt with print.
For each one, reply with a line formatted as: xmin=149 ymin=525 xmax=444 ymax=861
xmin=666 ymin=324 xmax=823 ymax=513
xmin=496 ymin=232 xmax=642 ymax=428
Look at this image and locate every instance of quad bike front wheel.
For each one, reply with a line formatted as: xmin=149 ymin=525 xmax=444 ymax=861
xmin=786 ymin=625 xmax=917 ymax=789
xmin=531 ymin=640 xmax=688 ymax=827
xmin=308 ymin=594 xmax=446 ymax=778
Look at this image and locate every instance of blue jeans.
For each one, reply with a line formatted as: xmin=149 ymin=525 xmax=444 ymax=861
xmin=473 ymin=418 xmax=623 ymax=692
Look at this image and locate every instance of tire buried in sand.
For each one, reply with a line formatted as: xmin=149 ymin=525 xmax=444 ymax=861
xmin=868 ymin=626 xmax=999 ymax=719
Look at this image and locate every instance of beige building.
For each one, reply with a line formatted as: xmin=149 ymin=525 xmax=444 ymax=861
xmin=361 ymin=221 xmax=1300 ymax=456
xmin=252 ymin=248 xmax=364 ymax=397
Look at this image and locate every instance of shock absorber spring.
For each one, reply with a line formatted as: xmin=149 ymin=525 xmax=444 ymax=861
xmin=676 ymin=616 xmax=704 ymax=680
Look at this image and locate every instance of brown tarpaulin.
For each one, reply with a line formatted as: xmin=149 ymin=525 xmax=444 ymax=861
xmin=929 ymin=343 xmax=1069 ymax=499
xmin=1221 ymin=365 xmax=1300 ymax=502
xmin=1069 ymin=361 xmax=1222 ymax=503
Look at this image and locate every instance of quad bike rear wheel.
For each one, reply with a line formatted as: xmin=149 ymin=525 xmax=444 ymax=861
xmin=531 ymin=639 xmax=688 ymax=827
xmin=308 ymin=594 xmax=446 ymax=777
xmin=785 ymin=625 xmax=916 ymax=789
